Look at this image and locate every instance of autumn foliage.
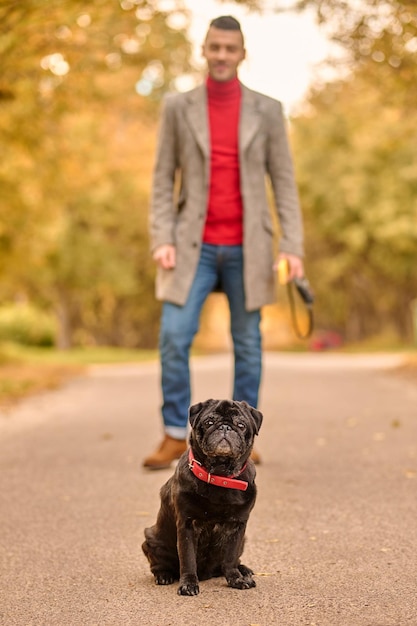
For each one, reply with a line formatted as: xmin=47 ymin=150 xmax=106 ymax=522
xmin=1 ymin=0 xmax=416 ymax=347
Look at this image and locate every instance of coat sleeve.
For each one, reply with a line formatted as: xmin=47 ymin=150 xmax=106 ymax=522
xmin=266 ymin=100 xmax=304 ymax=258
xmin=149 ymin=94 xmax=179 ymax=252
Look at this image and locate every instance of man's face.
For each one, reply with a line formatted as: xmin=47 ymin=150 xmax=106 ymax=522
xmin=202 ymin=27 xmax=246 ymax=82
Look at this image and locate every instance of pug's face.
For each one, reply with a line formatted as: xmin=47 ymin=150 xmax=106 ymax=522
xmin=189 ymin=399 xmax=262 ymax=461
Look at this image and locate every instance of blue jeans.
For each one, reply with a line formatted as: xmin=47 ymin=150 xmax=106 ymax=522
xmin=159 ymin=243 xmax=262 ymax=439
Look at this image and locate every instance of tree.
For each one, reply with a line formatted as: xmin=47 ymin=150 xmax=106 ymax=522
xmin=291 ymin=63 xmax=417 ymax=340
xmin=288 ymin=0 xmax=417 ymax=341
xmin=0 ymin=0 xmax=193 ymax=347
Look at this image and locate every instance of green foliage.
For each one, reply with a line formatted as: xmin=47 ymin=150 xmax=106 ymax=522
xmin=0 ymin=304 xmax=57 ymax=346
xmin=291 ymin=62 xmax=417 ymax=341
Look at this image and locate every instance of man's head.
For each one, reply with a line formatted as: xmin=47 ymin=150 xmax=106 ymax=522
xmin=202 ymin=16 xmax=246 ymax=82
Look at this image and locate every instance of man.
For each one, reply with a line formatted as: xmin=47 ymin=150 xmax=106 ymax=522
xmin=143 ymin=15 xmax=304 ymax=469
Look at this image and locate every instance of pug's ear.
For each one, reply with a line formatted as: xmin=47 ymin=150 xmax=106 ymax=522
xmin=188 ymin=402 xmax=204 ymax=428
xmin=250 ymin=407 xmax=263 ymax=435
xmin=188 ymin=399 xmax=217 ymax=428
xmin=239 ymin=401 xmax=263 ymax=435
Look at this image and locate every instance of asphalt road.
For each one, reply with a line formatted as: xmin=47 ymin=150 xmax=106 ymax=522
xmin=0 ymin=353 xmax=416 ymax=626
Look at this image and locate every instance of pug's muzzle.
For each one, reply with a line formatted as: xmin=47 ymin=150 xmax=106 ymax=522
xmin=203 ymin=421 xmax=245 ymax=457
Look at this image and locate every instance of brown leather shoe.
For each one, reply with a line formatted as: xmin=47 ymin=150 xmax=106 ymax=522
xmin=250 ymin=448 xmax=261 ymax=465
xmin=143 ymin=435 xmax=187 ymax=470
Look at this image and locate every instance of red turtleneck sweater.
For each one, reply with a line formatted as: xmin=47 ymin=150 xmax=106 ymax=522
xmin=203 ymin=75 xmax=243 ymax=245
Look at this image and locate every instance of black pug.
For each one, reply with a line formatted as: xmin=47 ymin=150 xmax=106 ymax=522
xmin=142 ymin=398 xmax=263 ymax=596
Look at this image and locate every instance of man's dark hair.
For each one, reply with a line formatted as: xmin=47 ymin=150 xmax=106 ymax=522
xmin=209 ymin=15 xmax=244 ymax=43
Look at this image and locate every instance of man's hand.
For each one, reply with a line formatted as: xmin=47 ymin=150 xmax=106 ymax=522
xmin=153 ymin=244 xmax=176 ymax=269
xmin=273 ymin=253 xmax=304 ymax=282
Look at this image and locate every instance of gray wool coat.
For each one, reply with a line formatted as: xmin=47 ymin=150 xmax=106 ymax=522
xmin=149 ymin=82 xmax=304 ymax=312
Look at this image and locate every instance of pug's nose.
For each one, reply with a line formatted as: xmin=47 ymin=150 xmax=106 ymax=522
xmin=219 ymin=424 xmax=232 ymax=432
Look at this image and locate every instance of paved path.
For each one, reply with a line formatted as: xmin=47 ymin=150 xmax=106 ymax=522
xmin=0 ymin=353 xmax=416 ymax=626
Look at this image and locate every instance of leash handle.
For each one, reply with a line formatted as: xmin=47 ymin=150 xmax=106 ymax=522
xmin=277 ymin=259 xmax=315 ymax=340
xmin=287 ymin=281 xmax=314 ymax=339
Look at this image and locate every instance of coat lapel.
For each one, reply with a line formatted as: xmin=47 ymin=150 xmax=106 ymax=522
xmin=185 ymin=85 xmax=209 ymax=157
xmin=184 ymin=83 xmax=261 ymax=157
xmin=240 ymin=85 xmax=262 ymax=153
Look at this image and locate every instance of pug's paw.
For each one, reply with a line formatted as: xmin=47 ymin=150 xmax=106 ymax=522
xmin=177 ymin=574 xmax=200 ymax=596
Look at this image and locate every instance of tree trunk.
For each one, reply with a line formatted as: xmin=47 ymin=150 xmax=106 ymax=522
xmin=55 ymin=291 xmax=73 ymax=350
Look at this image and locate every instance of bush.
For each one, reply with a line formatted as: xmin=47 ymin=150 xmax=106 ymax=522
xmin=0 ymin=304 xmax=57 ymax=347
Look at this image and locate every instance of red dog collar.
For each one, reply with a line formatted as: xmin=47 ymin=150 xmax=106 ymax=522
xmin=188 ymin=449 xmax=248 ymax=491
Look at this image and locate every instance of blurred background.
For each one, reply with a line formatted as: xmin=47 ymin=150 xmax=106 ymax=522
xmin=0 ymin=0 xmax=416 ymax=370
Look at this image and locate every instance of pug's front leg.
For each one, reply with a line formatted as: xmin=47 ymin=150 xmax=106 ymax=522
xmin=176 ymin=519 xmax=200 ymax=596
xmin=222 ymin=523 xmax=256 ymax=590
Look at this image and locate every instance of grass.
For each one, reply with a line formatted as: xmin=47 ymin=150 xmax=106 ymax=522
xmin=0 ymin=343 xmax=158 ymax=365
xmin=0 ymin=343 xmax=158 ymax=409
xmin=0 ymin=362 xmax=82 ymax=408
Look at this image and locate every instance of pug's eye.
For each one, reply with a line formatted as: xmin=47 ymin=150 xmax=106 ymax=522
xmin=205 ymin=418 xmax=214 ymax=427
xmin=237 ymin=422 xmax=246 ymax=430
